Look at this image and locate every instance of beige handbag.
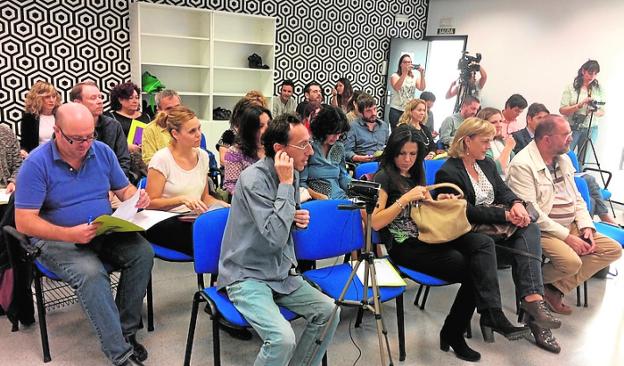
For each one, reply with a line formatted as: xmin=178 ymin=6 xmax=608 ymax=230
xmin=410 ymin=183 xmax=471 ymax=244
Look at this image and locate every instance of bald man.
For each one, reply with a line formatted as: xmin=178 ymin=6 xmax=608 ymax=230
xmin=14 ymin=103 xmax=153 ymax=366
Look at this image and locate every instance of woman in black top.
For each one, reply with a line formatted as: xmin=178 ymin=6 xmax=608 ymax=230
xmin=397 ymin=99 xmax=436 ymax=159
xmin=436 ymin=117 xmax=561 ymax=353
xmin=20 ymin=81 xmax=62 ymax=157
xmin=108 ymin=81 xmax=152 ymax=153
xmin=371 ymin=124 xmax=527 ymax=362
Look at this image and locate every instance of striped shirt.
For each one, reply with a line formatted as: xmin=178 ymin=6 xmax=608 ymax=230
xmin=547 ymin=162 xmax=576 ymax=227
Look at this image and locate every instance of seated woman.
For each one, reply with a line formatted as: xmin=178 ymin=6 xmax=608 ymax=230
xmin=0 ymin=125 xmax=22 ymax=195
xmin=397 ymin=99 xmax=436 ymax=159
xmin=300 ymin=106 xmax=351 ymax=200
xmin=145 ymin=106 xmax=228 ymax=255
xmin=477 ymin=108 xmax=515 ymax=178
xmin=20 ymin=81 xmax=61 ymax=157
xmin=436 ymin=117 xmax=562 ymax=353
xmin=371 ymin=124 xmax=527 ymax=362
xmin=345 ymin=90 xmax=363 ymax=123
xmin=330 ymin=77 xmax=353 ymax=112
xmin=108 ymin=81 xmax=152 ymax=153
xmin=222 ymin=105 xmax=272 ymax=195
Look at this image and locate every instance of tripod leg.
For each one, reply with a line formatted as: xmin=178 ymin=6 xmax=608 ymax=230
xmin=355 ymin=307 xmax=364 ymax=328
xmin=367 ymin=259 xmax=394 ymax=365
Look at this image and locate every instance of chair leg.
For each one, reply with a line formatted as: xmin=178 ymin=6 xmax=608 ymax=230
xmin=576 ymin=286 xmax=581 ymax=307
xmin=414 ymin=284 xmax=424 ymax=306
xmin=183 ymin=293 xmax=201 ymax=366
xmin=583 ymin=281 xmax=588 ymax=307
xmin=396 ymin=295 xmax=406 ymax=361
xmin=33 ymin=274 xmax=51 ymax=363
xmin=322 ymin=352 xmax=328 ymax=366
xmin=147 ymin=276 xmax=154 ymax=332
xmin=354 ymin=307 xmax=364 ymax=328
xmin=420 ymin=286 xmax=431 ymax=310
xmin=213 ymin=316 xmax=221 ymax=366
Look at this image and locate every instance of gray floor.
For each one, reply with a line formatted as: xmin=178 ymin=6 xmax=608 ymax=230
xmin=2 ymin=251 xmax=624 ymax=365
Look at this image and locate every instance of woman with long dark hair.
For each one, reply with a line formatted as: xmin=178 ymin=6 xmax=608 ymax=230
xmin=330 ymin=77 xmax=353 ymax=112
xmin=222 ymin=105 xmax=272 ymax=195
xmin=559 ymin=60 xmax=603 ymax=160
xmin=371 ymin=124 xmax=528 ymax=362
xmin=388 ymin=54 xmax=426 ymax=129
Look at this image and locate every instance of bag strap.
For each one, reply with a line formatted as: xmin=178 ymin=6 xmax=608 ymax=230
xmin=424 ymin=182 xmax=465 ymax=199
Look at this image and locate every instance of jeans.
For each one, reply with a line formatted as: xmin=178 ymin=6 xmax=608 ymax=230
xmin=571 ymin=125 xmax=598 ymax=164
xmin=227 ymin=277 xmax=339 ymax=366
xmin=584 ymin=174 xmax=609 ymax=216
xmin=494 ymin=223 xmax=544 ymax=299
xmin=389 ymin=107 xmax=403 ymax=130
xmin=35 ymin=232 xmax=154 ymax=365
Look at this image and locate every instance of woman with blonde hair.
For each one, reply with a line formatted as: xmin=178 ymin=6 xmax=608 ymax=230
xmin=436 ymin=117 xmax=561 ymax=353
xmin=477 ymin=107 xmax=516 ymax=177
xmin=398 ymin=99 xmax=436 ymax=159
xmin=145 ymin=105 xmax=228 ymax=255
xmin=20 ymin=81 xmax=62 ymax=157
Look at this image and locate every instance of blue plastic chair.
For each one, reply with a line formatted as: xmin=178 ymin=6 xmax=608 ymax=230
xmin=354 ymin=161 xmax=379 ymax=180
xmin=138 ymin=177 xmax=194 ymax=331
xmin=184 ymin=208 xmax=322 ymax=366
xmin=424 ymin=158 xmax=446 ymax=185
xmin=567 ymin=150 xmax=613 ymax=209
xmin=293 ymin=200 xmax=407 ymax=361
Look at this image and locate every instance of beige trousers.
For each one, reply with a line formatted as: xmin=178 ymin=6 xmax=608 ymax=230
xmin=541 ymin=223 xmax=622 ymax=294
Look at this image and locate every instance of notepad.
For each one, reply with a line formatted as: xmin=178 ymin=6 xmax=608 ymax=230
xmin=127 ymin=119 xmax=148 ymax=146
xmin=0 ymin=188 xmax=11 ymax=205
xmin=352 ymin=258 xmax=407 ymax=287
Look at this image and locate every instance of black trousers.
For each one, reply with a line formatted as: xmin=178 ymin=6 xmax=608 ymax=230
xmin=389 ymin=232 xmax=501 ymax=328
xmin=145 ymin=216 xmax=193 ymax=256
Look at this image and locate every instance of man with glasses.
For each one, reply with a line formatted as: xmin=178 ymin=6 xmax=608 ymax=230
xmin=507 ymin=114 xmax=621 ymax=315
xmin=217 ymin=113 xmax=339 ymax=366
xmin=14 ymin=103 xmax=154 ymax=366
xmin=344 ymin=93 xmax=389 ymax=163
xmin=70 ymin=81 xmax=134 ymax=183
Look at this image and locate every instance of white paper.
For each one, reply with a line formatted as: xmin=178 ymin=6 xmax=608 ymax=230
xmin=112 ymin=189 xmax=140 ymax=220
xmin=130 ymin=210 xmax=178 ymax=230
xmin=0 ymin=188 xmax=10 ymax=205
xmin=352 ymin=258 xmax=406 ymax=287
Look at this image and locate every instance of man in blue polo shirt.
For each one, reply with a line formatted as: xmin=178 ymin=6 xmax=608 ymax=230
xmin=14 ymin=103 xmax=153 ymax=366
xmin=344 ymin=93 xmax=389 ymax=163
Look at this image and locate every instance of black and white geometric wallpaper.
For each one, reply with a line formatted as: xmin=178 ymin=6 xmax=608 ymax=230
xmin=0 ymin=0 xmax=428 ymax=136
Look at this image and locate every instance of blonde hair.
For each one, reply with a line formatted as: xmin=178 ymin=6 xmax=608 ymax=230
xmin=152 ymin=105 xmax=197 ymax=144
xmin=448 ymin=117 xmax=496 ymax=158
xmin=24 ymin=81 xmax=62 ymax=116
xmin=397 ymin=99 xmax=428 ymax=127
xmin=244 ymin=90 xmax=268 ymax=108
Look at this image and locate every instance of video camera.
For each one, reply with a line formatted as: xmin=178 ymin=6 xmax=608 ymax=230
xmin=458 ymin=52 xmax=482 ymax=82
xmin=347 ymin=179 xmax=380 ymax=204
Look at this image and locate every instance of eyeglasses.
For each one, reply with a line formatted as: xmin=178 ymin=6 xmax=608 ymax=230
xmin=58 ymin=128 xmax=98 ymax=144
xmin=288 ymin=140 xmax=313 ymax=150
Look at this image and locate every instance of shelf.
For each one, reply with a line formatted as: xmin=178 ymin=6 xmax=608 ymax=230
xmin=212 ymin=92 xmax=246 ymax=97
xmin=213 ymin=39 xmax=273 ymax=46
xmin=142 ymin=32 xmax=210 ymax=41
xmin=138 ymin=3 xmax=211 ymax=38
xmin=142 ymin=91 xmax=211 ymax=97
xmin=213 ymin=66 xmax=273 ymax=73
xmin=142 ymin=62 xmax=211 ymax=69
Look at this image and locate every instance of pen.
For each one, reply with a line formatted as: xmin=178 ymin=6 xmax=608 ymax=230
xmin=87 ymin=215 xmax=93 ymax=225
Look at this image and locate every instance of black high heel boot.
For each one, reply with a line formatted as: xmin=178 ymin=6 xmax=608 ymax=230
xmin=480 ymin=308 xmax=530 ymax=343
xmin=440 ymin=323 xmax=481 ymax=362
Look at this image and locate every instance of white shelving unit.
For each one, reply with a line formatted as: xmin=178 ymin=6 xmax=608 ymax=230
xmin=130 ymin=2 xmax=276 ymax=150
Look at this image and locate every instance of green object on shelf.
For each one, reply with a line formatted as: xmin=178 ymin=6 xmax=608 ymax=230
xmin=142 ymin=71 xmax=165 ymax=110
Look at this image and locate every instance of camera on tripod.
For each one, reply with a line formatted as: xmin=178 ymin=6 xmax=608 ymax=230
xmin=457 ymin=52 xmax=482 ymax=83
xmin=347 ymin=179 xmax=381 ymax=204
xmin=588 ymin=100 xmax=605 ymax=112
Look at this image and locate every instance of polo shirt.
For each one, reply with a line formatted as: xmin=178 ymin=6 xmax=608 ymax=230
xmin=344 ymin=117 xmax=390 ymax=161
xmin=15 ymin=140 xmax=128 ymax=228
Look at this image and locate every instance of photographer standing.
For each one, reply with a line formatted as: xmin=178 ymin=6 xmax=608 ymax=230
xmin=445 ymin=65 xmax=487 ymax=100
xmin=389 ymin=54 xmax=426 ymax=129
xmin=559 ymin=60 xmax=604 ymax=162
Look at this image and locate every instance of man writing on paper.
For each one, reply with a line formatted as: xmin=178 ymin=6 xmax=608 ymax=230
xmin=14 ymin=103 xmax=154 ymax=366
xmin=217 ymin=113 xmax=339 ymax=366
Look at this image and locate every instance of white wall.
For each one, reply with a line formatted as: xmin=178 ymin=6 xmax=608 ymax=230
xmin=427 ymin=0 xmax=624 ymax=200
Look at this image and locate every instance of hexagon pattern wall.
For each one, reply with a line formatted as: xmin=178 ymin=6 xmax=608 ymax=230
xmin=0 ymin=0 xmax=427 ymax=135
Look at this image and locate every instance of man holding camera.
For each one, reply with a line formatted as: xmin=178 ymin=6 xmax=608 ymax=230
xmin=507 ymin=115 xmax=621 ymax=315
xmin=445 ymin=65 xmax=487 ymax=100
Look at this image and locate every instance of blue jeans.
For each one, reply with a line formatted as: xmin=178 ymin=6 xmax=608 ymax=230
xmin=227 ymin=277 xmax=339 ymax=366
xmin=571 ymin=125 xmax=598 ymax=164
xmin=35 ymin=233 xmax=154 ymax=365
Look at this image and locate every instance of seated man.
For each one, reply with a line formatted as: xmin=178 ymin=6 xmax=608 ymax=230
xmin=438 ymin=95 xmax=480 ymax=149
xmin=217 ymin=113 xmax=339 ymax=365
xmin=14 ymin=103 xmax=154 ymax=366
xmin=141 ymin=89 xmax=181 ymax=165
xmin=344 ymin=93 xmax=389 ymax=163
xmin=273 ymin=79 xmax=297 ymax=117
xmin=500 ymin=94 xmax=528 ymax=138
xmin=296 ymin=81 xmax=323 ymax=118
xmin=512 ymin=102 xmax=550 ymax=154
xmin=507 ymin=114 xmax=621 ymax=315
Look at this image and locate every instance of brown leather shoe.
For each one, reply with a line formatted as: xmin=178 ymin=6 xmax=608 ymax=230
xmin=528 ymin=321 xmax=561 ymax=354
xmin=543 ymin=286 xmax=573 ymax=315
xmin=520 ymin=300 xmax=562 ymax=329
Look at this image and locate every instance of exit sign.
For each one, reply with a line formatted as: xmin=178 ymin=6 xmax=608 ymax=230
xmin=437 ymin=27 xmax=455 ymax=35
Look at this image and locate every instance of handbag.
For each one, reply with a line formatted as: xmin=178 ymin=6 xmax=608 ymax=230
xmin=471 ymin=204 xmax=518 ymax=239
xmin=410 ymin=183 xmax=471 ymax=244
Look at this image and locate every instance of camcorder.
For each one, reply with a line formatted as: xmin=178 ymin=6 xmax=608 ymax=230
xmin=347 ymin=179 xmax=380 ymax=204
xmin=588 ymin=100 xmax=605 ymax=112
xmin=411 ymin=63 xmax=421 ymax=69
xmin=458 ymin=52 xmax=481 ymax=82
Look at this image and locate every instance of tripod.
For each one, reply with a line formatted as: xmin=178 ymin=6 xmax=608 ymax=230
xmin=453 ymin=78 xmax=471 ymax=113
xmin=306 ymin=198 xmax=396 ymax=366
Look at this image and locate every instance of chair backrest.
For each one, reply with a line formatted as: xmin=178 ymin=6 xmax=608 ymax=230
xmin=192 ymin=207 xmax=230 ymax=274
xmin=574 ymin=176 xmax=592 ymax=212
xmin=294 ymin=199 xmax=364 ymax=261
xmin=355 ymin=162 xmax=379 ymax=180
xmin=424 ymin=158 xmax=446 ymax=185
xmin=567 ymin=150 xmax=581 ymax=173
xmin=138 ymin=177 xmax=147 ymax=189
xmin=200 ymin=133 xmax=207 ymax=150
